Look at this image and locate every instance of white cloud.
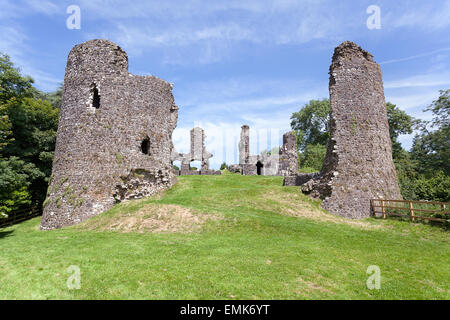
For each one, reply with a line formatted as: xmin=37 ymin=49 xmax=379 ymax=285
xmin=23 ymin=0 xmax=60 ymax=16
xmin=386 ymin=91 xmax=439 ymax=111
xmin=380 ymin=47 xmax=450 ymax=65
xmin=389 ymin=0 xmax=450 ymax=30
xmin=384 ymin=72 xmax=450 ymax=89
xmin=0 ymin=24 xmax=61 ymax=91
xmin=82 ymin=0 xmax=350 ymax=63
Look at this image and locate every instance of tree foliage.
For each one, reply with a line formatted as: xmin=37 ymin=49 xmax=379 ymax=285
xmin=220 ymin=162 xmax=228 ymax=170
xmin=290 ymin=99 xmax=330 ymax=152
xmin=411 ymin=90 xmax=450 ymax=176
xmin=0 ymin=52 xmax=60 ymax=217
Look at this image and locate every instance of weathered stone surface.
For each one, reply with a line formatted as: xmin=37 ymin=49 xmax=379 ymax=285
xmin=228 ymin=164 xmax=242 ymax=174
xmin=41 ymin=39 xmax=178 ymax=230
xmin=172 ymin=127 xmax=216 ymax=175
xmin=283 ymin=173 xmax=320 ymax=186
xmin=279 ymin=131 xmax=298 ymax=177
xmin=200 ymin=170 xmax=222 ymax=175
xmin=302 ymin=41 xmax=402 ymax=219
xmin=238 ymin=125 xmax=280 ymax=176
xmin=239 ymin=125 xmax=250 ymax=165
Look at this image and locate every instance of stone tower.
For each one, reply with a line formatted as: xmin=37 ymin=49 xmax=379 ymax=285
xmin=279 ymin=131 xmax=298 ymax=177
xmin=302 ymin=41 xmax=401 ymax=219
xmin=41 ymin=39 xmax=179 ymax=229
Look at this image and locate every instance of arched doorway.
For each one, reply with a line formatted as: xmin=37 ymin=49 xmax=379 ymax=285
xmin=256 ymin=161 xmax=263 ymax=175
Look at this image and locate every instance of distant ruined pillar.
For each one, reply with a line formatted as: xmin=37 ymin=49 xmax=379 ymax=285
xmin=172 ymin=127 xmax=218 ymax=175
xmin=302 ymin=41 xmax=402 ymax=219
xmin=239 ymin=125 xmax=250 ymax=165
xmin=279 ymin=131 xmax=298 ymax=176
xmin=191 ymin=127 xmax=204 ymax=161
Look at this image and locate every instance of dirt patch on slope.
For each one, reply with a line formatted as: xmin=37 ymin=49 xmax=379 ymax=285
xmin=83 ymin=204 xmax=221 ymax=234
xmin=259 ymin=191 xmax=382 ymax=230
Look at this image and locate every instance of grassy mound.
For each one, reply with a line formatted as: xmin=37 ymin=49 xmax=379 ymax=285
xmin=0 ymin=175 xmax=448 ymax=299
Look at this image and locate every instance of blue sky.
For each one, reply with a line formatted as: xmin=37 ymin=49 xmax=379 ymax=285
xmin=1 ymin=0 xmax=449 ymax=169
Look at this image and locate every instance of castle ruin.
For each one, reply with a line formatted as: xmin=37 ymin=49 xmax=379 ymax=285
xmin=236 ymin=126 xmax=297 ymax=176
xmin=40 ymin=39 xmax=179 ymax=230
xmin=300 ymin=41 xmax=402 ymax=219
xmin=172 ymin=127 xmax=221 ymax=175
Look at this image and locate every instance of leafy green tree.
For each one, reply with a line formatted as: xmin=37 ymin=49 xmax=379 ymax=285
xmin=35 ymin=84 xmax=63 ymax=109
xmin=290 ymin=99 xmax=330 ymax=153
xmin=0 ymin=104 xmax=12 ymax=149
xmin=220 ymin=162 xmax=228 ymax=170
xmin=411 ymin=90 xmax=450 ymax=175
xmin=300 ymin=143 xmax=327 ymax=172
xmin=386 ymin=102 xmax=418 ymax=160
xmin=1 ymin=97 xmax=58 ymax=206
xmin=0 ymin=53 xmax=35 ymax=104
xmin=412 ymin=171 xmax=450 ymax=202
xmin=0 ymin=157 xmax=33 ymax=217
xmin=0 ymin=52 xmax=59 ymax=214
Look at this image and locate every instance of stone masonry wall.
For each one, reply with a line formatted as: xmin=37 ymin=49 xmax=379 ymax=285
xmin=41 ymin=39 xmax=178 ymax=229
xmin=172 ymin=127 xmax=219 ymax=176
xmin=302 ymin=41 xmax=402 ymax=219
xmin=279 ymin=131 xmax=298 ymax=177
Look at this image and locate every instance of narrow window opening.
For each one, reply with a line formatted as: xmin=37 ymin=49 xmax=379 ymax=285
xmin=141 ymin=137 xmax=150 ymax=155
xmin=92 ymin=84 xmax=100 ymax=109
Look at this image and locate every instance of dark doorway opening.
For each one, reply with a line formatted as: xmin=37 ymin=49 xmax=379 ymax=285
xmin=92 ymin=84 xmax=100 ymax=109
xmin=256 ymin=161 xmax=263 ymax=175
xmin=141 ymin=137 xmax=150 ymax=155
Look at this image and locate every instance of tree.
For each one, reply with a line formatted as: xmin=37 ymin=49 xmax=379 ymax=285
xmin=290 ymin=99 xmax=330 ymax=153
xmin=411 ymin=90 xmax=450 ymax=175
xmin=0 ymin=51 xmax=60 ymax=214
xmin=0 ymin=157 xmax=32 ymax=217
xmin=386 ymin=102 xmax=417 ymax=160
xmin=0 ymin=53 xmax=35 ymax=104
xmin=220 ymin=162 xmax=228 ymax=170
xmin=1 ymin=97 xmax=58 ymax=206
xmin=300 ymin=143 xmax=326 ymax=172
xmin=35 ymin=84 xmax=63 ymax=109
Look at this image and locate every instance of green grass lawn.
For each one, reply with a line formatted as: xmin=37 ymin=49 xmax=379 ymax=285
xmin=1 ymin=174 xmax=449 ymax=299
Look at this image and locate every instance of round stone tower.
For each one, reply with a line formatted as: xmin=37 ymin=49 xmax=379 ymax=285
xmin=302 ymin=41 xmax=402 ymax=219
xmin=41 ymin=39 xmax=179 ymax=229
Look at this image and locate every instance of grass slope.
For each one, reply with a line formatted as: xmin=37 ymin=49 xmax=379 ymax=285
xmin=0 ymin=175 xmax=449 ymax=299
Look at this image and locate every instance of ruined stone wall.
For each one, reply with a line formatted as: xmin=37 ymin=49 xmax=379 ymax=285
xmin=238 ymin=125 xmax=283 ymax=176
xmin=279 ymin=131 xmax=298 ymax=176
xmin=302 ymin=41 xmax=401 ymax=219
xmin=191 ymin=127 xmax=204 ymax=161
xmin=41 ymin=39 xmax=178 ymax=229
xmin=239 ymin=125 xmax=250 ymax=165
xmin=172 ymin=127 xmax=219 ymax=175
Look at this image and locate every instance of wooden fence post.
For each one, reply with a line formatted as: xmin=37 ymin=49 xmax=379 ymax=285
xmin=381 ymin=200 xmax=386 ymax=219
xmin=409 ymin=201 xmax=415 ymax=222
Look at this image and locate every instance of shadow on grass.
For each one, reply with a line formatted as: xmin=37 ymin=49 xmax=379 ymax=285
xmin=0 ymin=230 xmax=14 ymax=239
